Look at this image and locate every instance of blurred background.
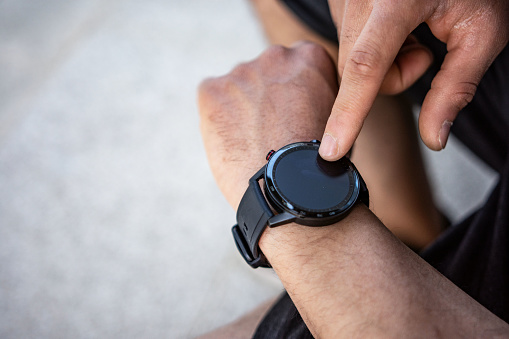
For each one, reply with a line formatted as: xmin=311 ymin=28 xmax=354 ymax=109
xmin=0 ymin=0 xmax=499 ymax=338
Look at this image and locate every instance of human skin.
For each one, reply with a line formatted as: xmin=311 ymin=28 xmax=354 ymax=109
xmin=320 ymin=0 xmax=509 ymax=160
xmin=200 ymin=2 xmax=443 ymax=335
xmin=250 ymin=0 xmax=443 ymax=249
xmin=198 ymin=43 xmax=509 ymax=338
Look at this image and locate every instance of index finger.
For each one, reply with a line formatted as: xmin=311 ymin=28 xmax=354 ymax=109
xmin=319 ymin=13 xmax=415 ymax=160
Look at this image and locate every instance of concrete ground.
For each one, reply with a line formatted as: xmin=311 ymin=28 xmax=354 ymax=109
xmin=0 ymin=1 xmax=498 ymax=338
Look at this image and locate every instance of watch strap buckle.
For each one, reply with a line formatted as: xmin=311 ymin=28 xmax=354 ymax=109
xmin=232 ymin=224 xmax=270 ymax=268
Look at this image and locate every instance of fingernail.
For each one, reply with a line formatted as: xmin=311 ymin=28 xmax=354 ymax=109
xmin=438 ymin=120 xmax=453 ymax=149
xmin=319 ymin=133 xmax=339 ymax=159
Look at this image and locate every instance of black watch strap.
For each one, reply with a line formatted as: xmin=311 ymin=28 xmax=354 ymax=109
xmin=232 ymin=166 xmax=274 ymax=268
xmin=232 ymin=157 xmax=369 ymax=269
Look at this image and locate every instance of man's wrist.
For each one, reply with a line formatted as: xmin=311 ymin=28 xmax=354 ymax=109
xmin=258 ymin=203 xmax=376 ymax=269
xmin=257 ymin=203 xmax=393 ymax=338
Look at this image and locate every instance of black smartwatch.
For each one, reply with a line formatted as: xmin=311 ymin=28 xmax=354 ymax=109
xmin=232 ymin=140 xmax=369 ymax=268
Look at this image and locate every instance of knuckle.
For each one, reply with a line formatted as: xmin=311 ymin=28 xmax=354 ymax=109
xmin=257 ymin=45 xmax=291 ymax=71
xmin=300 ymin=42 xmax=334 ymax=67
xmin=198 ymin=75 xmax=228 ymax=99
xmin=262 ymin=44 xmax=289 ymax=61
xmin=197 ymin=77 xmax=219 ymax=108
xmin=199 ymin=61 xmax=255 ymax=101
xmin=197 ymin=75 xmax=235 ymax=120
xmin=293 ymin=42 xmax=338 ymax=86
xmin=452 ymin=81 xmax=478 ymax=110
xmin=346 ymin=44 xmax=382 ymax=77
xmin=230 ymin=61 xmax=257 ymax=82
xmin=295 ymin=41 xmax=327 ymax=58
xmin=430 ymin=76 xmax=479 ymax=112
xmin=197 ymin=77 xmax=218 ymax=97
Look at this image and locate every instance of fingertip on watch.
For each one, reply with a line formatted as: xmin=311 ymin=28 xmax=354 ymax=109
xmin=319 ymin=133 xmax=340 ymax=161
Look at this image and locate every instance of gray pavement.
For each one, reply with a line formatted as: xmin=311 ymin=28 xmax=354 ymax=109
xmin=0 ymin=1 xmax=499 ymax=338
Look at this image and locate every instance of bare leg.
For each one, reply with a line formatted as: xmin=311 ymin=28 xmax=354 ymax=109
xmin=195 ymin=297 xmax=277 ymax=339
xmin=250 ymin=0 xmax=339 ymax=63
xmin=353 ymin=95 xmax=443 ymax=249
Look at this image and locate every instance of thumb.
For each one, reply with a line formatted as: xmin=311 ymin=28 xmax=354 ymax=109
xmin=418 ymin=46 xmax=491 ymax=151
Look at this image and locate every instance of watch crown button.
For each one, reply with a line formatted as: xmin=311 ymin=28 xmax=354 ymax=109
xmin=266 ymin=150 xmax=275 ymax=161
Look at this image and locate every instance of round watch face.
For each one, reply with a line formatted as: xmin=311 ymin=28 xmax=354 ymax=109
xmin=265 ymin=142 xmax=360 ymax=222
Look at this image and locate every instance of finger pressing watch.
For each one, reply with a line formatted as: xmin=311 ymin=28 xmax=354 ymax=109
xmin=232 ymin=140 xmax=369 ymax=268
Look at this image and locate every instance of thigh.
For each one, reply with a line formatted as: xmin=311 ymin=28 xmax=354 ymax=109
xmin=249 ymin=0 xmax=339 ymax=62
xmin=196 ymin=297 xmax=277 ymax=339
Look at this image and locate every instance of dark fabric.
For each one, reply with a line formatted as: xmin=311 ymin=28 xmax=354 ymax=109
xmin=253 ymin=0 xmax=509 ymax=337
xmin=253 ymin=293 xmax=314 ymax=339
xmin=280 ymin=0 xmax=338 ymax=44
xmin=421 ymin=164 xmax=509 ymax=321
xmin=410 ymin=22 xmax=509 ymax=323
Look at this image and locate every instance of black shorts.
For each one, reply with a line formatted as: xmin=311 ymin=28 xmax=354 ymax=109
xmin=254 ymin=1 xmax=509 ymax=337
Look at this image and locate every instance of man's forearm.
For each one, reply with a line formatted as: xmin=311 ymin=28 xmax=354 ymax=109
xmin=259 ymin=204 xmax=509 ymax=338
xmin=198 ymin=39 xmax=509 ymax=337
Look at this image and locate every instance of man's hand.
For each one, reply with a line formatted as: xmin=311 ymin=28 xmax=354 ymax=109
xmin=198 ymin=41 xmax=509 ymax=338
xmin=319 ymin=0 xmax=509 ymax=160
xmin=198 ymin=42 xmax=338 ymax=209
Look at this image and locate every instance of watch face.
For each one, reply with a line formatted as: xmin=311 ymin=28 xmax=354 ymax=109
xmin=265 ymin=142 xmax=359 ymax=222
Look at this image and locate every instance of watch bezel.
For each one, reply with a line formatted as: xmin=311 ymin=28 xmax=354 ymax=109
xmin=264 ymin=141 xmax=361 ymax=226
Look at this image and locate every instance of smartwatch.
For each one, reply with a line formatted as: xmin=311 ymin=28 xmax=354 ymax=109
xmin=232 ymin=140 xmax=369 ymax=268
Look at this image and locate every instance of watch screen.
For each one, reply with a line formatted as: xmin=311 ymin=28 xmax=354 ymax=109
xmin=272 ymin=147 xmax=354 ymax=211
